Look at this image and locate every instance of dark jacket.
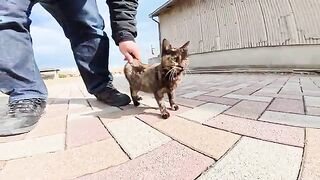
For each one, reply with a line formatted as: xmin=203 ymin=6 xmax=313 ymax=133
xmin=107 ymin=0 xmax=138 ymax=45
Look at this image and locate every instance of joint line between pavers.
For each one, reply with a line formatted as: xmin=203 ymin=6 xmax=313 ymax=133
xmin=255 ymin=97 xmax=274 ymax=120
xmin=297 ymin=128 xmax=307 ymax=180
xmin=97 ymin=116 xmax=132 ymax=160
xmin=201 ymin=123 xmax=304 ymax=148
xmin=195 ymin=136 xmax=244 ymax=179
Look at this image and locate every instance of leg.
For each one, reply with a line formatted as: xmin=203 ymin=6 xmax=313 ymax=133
xmin=40 ymin=0 xmax=130 ymax=106
xmin=154 ymin=91 xmax=170 ymax=119
xmin=168 ymin=91 xmax=179 ymax=111
xmin=39 ymin=0 xmax=112 ymax=94
xmin=0 ymin=0 xmax=47 ymax=136
xmin=0 ymin=0 xmax=48 ymax=102
xmin=130 ymin=87 xmax=140 ymax=106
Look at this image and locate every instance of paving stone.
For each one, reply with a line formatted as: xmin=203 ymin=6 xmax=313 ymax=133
xmin=300 ymin=128 xmax=320 ymax=180
xmin=268 ymin=98 xmax=304 ymax=114
xmin=224 ymin=94 xmax=273 ymax=102
xmin=233 ymin=87 xmax=261 ymax=95
xmin=106 ymin=118 xmax=171 ymax=158
xmin=198 ymin=137 xmax=303 ymax=180
xmin=0 ymin=161 xmax=5 ymax=170
xmin=224 ymin=100 xmax=269 ymax=120
xmin=178 ymin=103 xmax=229 ymax=123
xmin=78 ymin=141 xmax=214 ymax=180
xmin=137 ymin=105 xmax=191 ymax=125
xmin=306 ymin=106 xmax=320 ymax=116
xmin=68 ymin=99 xmax=91 ymax=114
xmin=259 ymin=111 xmax=320 ymax=128
xmin=303 ymin=90 xmax=320 ymax=97
xmin=180 ymin=91 xmax=207 ymax=99
xmin=205 ymin=89 xmax=235 ymax=97
xmin=0 ymin=134 xmax=65 ymax=160
xmin=0 ymin=134 xmax=26 ymax=143
xmin=192 ymin=95 xmax=240 ymax=106
xmin=205 ymin=115 xmax=304 ymax=147
xmin=67 ymin=116 xmax=111 ymax=148
xmin=26 ymin=114 xmax=67 ymax=139
xmin=0 ymin=139 xmax=129 ymax=179
xmin=305 ymin=96 xmax=320 ymax=107
xmin=175 ymin=97 xmax=206 ymax=108
xmin=154 ymin=117 xmax=240 ymax=159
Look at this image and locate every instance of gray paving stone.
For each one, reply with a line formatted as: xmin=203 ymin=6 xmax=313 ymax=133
xmin=106 ymin=117 xmax=171 ymax=159
xmin=180 ymin=91 xmax=207 ymax=99
xmin=198 ymin=137 xmax=303 ymax=180
xmin=259 ymin=111 xmax=320 ymax=128
xmin=268 ymin=98 xmax=304 ymax=114
xmin=178 ymin=103 xmax=230 ymax=123
xmin=305 ymin=96 xmax=320 ymax=108
xmin=224 ymin=100 xmax=269 ymax=120
xmin=224 ymin=94 xmax=273 ymax=102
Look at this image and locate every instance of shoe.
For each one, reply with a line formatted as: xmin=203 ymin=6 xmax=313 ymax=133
xmin=94 ymin=86 xmax=131 ymax=106
xmin=0 ymin=98 xmax=46 ymax=136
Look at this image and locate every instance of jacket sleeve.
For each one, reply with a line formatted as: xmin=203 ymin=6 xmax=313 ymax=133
xmin=106 ymin=0 xmax=139 ymax=45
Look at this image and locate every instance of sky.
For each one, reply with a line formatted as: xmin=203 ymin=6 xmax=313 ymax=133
xmin=29 ymin=0 xmax=167 ymax=70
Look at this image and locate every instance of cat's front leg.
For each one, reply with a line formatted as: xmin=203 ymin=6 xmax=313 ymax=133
xmin=168 ymin=91 xmax=179 ymax=111
xmin=130 ymin=87 xmax=141 ymax=106
xmin=154 ymin=91 xmax=170 ymax=119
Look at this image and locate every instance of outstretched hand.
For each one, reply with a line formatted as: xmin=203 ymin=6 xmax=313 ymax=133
xmin=119 ymin=41 xmax=141 ymax=63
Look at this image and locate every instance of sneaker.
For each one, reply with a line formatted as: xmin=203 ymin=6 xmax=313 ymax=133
xmin=94 ymin=86 xmax=131 ymax=106
xmin=0 ymin=98 xmax=46 ymax=136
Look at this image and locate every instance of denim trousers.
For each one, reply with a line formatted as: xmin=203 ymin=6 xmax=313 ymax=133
xmin=0 ymin=0 xmax=113 ymax=103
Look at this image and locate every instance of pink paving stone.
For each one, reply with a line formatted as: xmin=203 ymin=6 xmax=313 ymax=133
xmin=77 ymin=141 xmax=214 ymax=180
xmin=26 ymin=113 xmax=67 ymax=139
xmin=205 ymin=115 xmax=304 ymax=147
xmin=0 ymin=161 xmax=5 ymax=170
xmin=67 ymin=116 xmax=111 ymax=148
xmin=175 ymin=97 xmax=206 ymax=108
xmin=268 ymin=98 xmax=304 ymax=114
xmin=306 ymin=107 xmax=320 ymax=116
xmin=300 ymin=128 xmax=320 ymax=179
xmin=192 ymin=95 xmax=240 ymax=106
xmin=137 ymin=105 xmax=191 ymax=125
xmin=224 ymin=100 xmax=269 ymax=120
xmin=0 ymin=139 xmax=129 ymax=180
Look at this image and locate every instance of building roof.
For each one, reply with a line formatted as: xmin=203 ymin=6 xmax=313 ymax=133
xmin=149 ymin=0 xmax=177 ymax=17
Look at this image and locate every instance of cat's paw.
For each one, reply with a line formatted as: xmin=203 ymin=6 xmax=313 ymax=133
xmin=171 ymin=104 xmax=179 ymax=111
xmin=137 ymin=96 xmax=143 ymax=101
xmin=161 ymin=111 xmax=170 ymax=119
xmin=133 ymin=101 xmax=140 ymax=106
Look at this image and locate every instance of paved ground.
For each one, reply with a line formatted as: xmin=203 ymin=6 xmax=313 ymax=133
xmin=0 ymin=73 xmax=319 ymax=179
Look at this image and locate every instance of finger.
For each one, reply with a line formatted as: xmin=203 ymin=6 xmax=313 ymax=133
xmin=133 ymin=49 xmax=142 ymax=61
xmin=124 ymin=53 xmax=134 ymax=63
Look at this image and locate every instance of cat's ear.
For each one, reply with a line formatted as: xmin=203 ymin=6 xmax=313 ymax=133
xmin=162 ymin=39 xmax=172 ymax=54
xmin=180 ymin=41 xmax=190 ymax=50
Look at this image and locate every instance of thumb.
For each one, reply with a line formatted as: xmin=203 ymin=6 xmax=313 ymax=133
xmin=124 ymin=53 xmax=134 ymax=63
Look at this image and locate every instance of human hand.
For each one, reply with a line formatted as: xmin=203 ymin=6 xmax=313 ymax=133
xmin=119 ymin=41 xmax=141 ymax=63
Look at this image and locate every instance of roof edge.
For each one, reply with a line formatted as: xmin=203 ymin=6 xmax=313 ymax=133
xmin=149 ymin=0 xmax=176 ymax=17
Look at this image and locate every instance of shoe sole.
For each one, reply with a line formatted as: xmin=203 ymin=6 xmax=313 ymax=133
xmin=0 ymin=123 xmax=37 ymax=136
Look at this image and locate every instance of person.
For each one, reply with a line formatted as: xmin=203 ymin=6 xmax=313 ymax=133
xmin=0 ymin=0 xmax=141 ymax=136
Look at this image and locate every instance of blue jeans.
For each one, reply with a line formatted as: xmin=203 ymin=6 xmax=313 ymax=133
xmin=0 ymin=0 xmax=113 ymax=103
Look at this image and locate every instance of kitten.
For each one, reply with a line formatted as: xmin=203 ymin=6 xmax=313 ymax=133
xmin=124 ymin=39 xmax=190 ymax=119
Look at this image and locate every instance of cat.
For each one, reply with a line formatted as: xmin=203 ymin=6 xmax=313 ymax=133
xmin=124 ymin=39 xmax=190 ymax=119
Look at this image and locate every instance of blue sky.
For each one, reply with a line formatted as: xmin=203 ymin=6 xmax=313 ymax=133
xmin=29 ymin=0 xmax=166 ymax=69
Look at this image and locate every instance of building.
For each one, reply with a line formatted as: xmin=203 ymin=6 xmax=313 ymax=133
xmin=150 ymin=0 xmax=320 ymax=71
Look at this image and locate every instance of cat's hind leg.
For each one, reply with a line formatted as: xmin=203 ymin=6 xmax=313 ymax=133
xmin=168 ymin=91 xmax=179 ymax=111
xmin=130 ymin=87 xmax=141 ymax=106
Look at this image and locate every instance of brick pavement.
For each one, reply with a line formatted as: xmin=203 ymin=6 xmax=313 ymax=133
xmin=0 ymin=74 xmax=319 ymax=179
